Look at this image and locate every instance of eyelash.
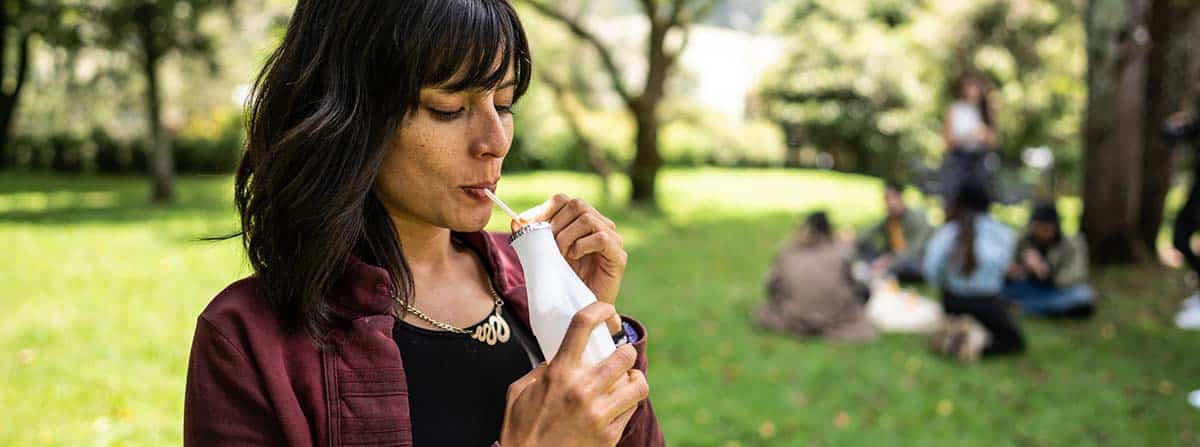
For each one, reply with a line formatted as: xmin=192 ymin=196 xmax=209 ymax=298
xmin=427 ymin=105 xmax=515 ymax=121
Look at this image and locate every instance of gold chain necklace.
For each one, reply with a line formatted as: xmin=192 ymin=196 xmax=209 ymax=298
xmin=393 ymin=248 xmax=511 ymax=346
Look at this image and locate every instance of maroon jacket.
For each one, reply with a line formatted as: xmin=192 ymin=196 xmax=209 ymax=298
xmin=184 ymin=231 xmax=665 ymax=446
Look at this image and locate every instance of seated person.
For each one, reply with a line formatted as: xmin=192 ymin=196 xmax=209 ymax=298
xmin=1004 ymin=202 xmax=1096 ymax=318
xmin=857 ymin=180 xmax=934 ymax=283
xmin=923 ymin=180 xmax=1024 ymax=357
xmin=755 ymin=212 xmax=877 ymax=342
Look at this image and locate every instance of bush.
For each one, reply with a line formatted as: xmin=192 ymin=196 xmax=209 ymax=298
xmin=173 ymin=108 xmax=245 ymax=174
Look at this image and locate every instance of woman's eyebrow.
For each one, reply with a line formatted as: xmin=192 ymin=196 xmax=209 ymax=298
xmin=432 ymin=78 xmax=517 ymax=94
xmin=495 ymin=79 xmax=517 ymax=90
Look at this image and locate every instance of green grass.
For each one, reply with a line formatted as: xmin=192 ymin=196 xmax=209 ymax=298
xmin=1 ymin=168 xmax=1197 ymax=446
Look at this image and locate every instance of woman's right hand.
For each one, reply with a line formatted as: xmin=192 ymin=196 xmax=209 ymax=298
xmin=499 ymin=302 xmax=649 ymax=447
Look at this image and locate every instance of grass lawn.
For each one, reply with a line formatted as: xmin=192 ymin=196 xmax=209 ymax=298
xmin=1 ymin=168 xmax=1197 ymax=446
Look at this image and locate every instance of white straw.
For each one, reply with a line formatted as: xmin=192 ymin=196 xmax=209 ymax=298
xmin=482 ymin=189 xmax=521 ymax=221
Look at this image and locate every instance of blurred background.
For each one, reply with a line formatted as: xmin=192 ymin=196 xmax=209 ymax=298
xmin=2 ymin=0 xmax=1199 ymax=445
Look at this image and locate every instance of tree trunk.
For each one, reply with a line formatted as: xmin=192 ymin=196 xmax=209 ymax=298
xmin=1139 ymin=6 xmax=1200 ymax=255
xmin=139 ymin=21 xmax=173 ymax=204
xmin=0 ymin=10 xmax=31 ymax=168
xmin=1136 ymin=0 xmax=1176 ymax=256
xmin=627 ymin=17 xmax=672 ymax=210
xmin=781 ymin=123 xmax=803 ymax=167
xmin=1082 ymin=0 xmax=1150 ymax=264
xmin=629 ymin=101 xmax=662 ymax=209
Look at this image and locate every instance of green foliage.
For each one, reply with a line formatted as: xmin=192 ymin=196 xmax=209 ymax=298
xmin=760 ymin=0 xmax=1086 ymax=182
xmin=80 ymin=0 xmax=236 ymax=63
xmin=6 ymin=108 xmax=243 ymax=174
xmin=1 ymin=170 xmax=1197 ymax=445
xmin=172 ymin=108 xmax=243 ymax=173
xmin=662 ymin=114 xmax=787 ymax=167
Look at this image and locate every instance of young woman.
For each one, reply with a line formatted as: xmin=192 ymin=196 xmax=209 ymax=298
xmin=183 ymin=2 xmax=663 ymax=446
xmin=940 ymin=74 xmax=999 ymax=202
xmin=1004 ymin=202 xmax=1096 ymax=318
xmin=923 ymin=181 xmax=1024 ymax=357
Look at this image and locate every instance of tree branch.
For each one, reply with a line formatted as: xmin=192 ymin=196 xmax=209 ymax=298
xmin=667 ymin=0 xmax=687 ymax=28
xmin=12 ymin=33 xmax=31 ymax=101
xmin=665 ymin=26 xmax=692 ymax=68
xmin=669 ymin=0 xmax=720 ymax=29
xmin=637 ymin=0 xmax=657 ymax=20
xmin=537 ymin=66 xmax=614 ymax=192
xmin=521 ymin=0 xmax=637 ymax=108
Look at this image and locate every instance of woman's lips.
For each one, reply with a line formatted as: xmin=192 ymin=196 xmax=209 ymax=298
xmin=461 ymin=182 xmax=497 ymax=201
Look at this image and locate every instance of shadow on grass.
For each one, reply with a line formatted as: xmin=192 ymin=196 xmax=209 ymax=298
xmin=0 ymin=173 xmax=235 ymax=226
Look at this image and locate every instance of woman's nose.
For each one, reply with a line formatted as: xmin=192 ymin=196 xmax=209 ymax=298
xmin=469 ymin=106 xmax=510 ymax=160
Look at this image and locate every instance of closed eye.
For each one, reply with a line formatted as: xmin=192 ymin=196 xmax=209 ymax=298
xmin=428 ymin=107 xmax=464 ymax=121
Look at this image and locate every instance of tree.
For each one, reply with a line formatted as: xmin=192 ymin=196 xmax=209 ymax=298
xmin=538 ymin=65 xmax=616 ymax=204
xmin=758 ymin=1 xmax=932 ymax=178
xmin=1137 ymin=2 xmax=1200 ymax=257
xmin=1081 ymin=0 xmax=1199 ymax=264
xmin=86 ymin=0 xmax=234 ymax=203
xmin=760 ymin=0 xmax=1087 ymax=182
xmin=0 ymin=0 xmax=77 ymax=166
xmin=519 ymin=0 xmax=718 ymax=209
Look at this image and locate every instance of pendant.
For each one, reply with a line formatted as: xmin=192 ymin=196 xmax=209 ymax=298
xmin=471 ymin=310 xmax=511 ymax=346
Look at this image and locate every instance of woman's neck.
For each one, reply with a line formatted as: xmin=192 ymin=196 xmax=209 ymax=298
xmin=388 ymin=213 xmax=458 ymax=275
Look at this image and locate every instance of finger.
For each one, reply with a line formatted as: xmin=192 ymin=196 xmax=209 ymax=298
xmin=548 ymin=197 xmax=595 ymax=234
xmin=506 ymin=363 xmax=547 ymax=408
xmin=567 ymin=230 xmax=626 ymax=263
xmin=603 ymin=405 xmax=638 ymax=445
xmin=519 ymin=193 xmax=571 ymax=224
xmin=586 ymin=344 xmax=637 ymax=395
xmin=553 ymin=302 xmax=617 ymax=367
xmin=599 ymin=369 xmax=649 ymax=424
xmin=555 ymin=213 xmax=613 ymax=258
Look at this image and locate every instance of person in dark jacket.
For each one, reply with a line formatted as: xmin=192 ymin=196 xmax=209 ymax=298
xmin=1168 ymin=77 xmax=1200 ymax=329
xmin=184 ymin=2 xmax=664 ymax=446
xmin=857 ymin=180 xmax=934 ymax=283
xmin=1003 ymin=202 xmax=1096 ymax=318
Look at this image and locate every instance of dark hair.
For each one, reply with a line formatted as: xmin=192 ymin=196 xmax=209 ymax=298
xmin=806 ymin=211 xmax=832 ymax=238
xmin=1029 ymin=201 xmax=1063 ymax=243
xmin=232 ymin=0 xmax=531 ymax=342
xmin=955 ymin=73 xmax=994 ymax=127
xmin=884 ymin=180 xmax=905 ymax=194
xmin=948 ymin=180 xmax=991 ymax=275
xmin=793 ymin=211 xmax=834 ymax=246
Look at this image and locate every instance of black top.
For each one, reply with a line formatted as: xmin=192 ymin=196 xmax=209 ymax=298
xmin=393 ymin=299 xmax=540 ymax=446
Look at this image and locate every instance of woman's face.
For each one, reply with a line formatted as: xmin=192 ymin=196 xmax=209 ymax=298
xmin=374 ymin=67 xmax=517 ymax=232
xmin=961 ymin=81 xmax=982 ymax=103
xmin=1030 ymin=221 xmax=1057 ymax=245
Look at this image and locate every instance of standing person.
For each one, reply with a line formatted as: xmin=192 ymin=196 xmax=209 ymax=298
xmin=183 ymin=2 xmax=664 ymax=446
xmin=857 ymin=180 xmax=934 ymax=284
xmin=756 ymin=212 xmax=877 ymax=342
xmin=1004 ymin=202 xmax=1097 ymax=318
xmin=940 ymin=73 xmax=1000 ymax=203
xmin=1168 ymin=77 xmax=1200 ymax=329
xmin=923 ymin=181 xmax=1024 ymax=357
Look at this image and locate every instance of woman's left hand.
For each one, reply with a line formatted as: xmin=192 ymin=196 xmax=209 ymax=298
xmin=516 ymin=194 xmax=626 ymax=334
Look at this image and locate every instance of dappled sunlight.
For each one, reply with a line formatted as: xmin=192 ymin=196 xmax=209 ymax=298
xmin=0 ymin=190 xmax=119 ymax=214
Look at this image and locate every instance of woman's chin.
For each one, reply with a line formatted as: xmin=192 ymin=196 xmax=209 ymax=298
xmin=447 ymin=210 xmax=493 ymax=233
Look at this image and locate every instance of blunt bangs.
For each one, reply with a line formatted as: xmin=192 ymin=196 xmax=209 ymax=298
xmin=400 ymin=0 xmax=531 ymax=98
